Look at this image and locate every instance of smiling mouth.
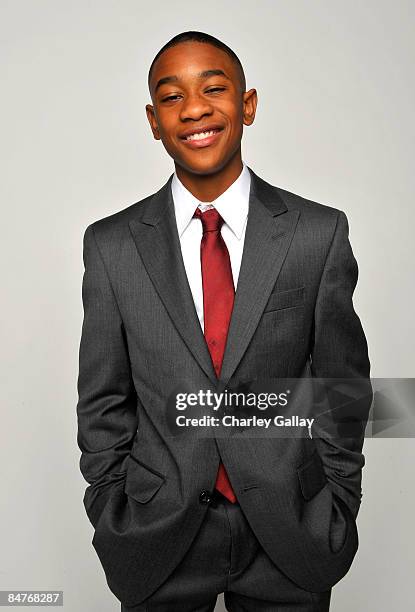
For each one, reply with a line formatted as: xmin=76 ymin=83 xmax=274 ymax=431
xmin=179 ymin=127 xmax=224 ymax=149
xmin=184 ymin=128 xmax=222 ymax=141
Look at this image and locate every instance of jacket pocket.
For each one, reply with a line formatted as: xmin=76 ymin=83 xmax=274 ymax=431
xmin=297 ymin=450 xmax=327 ymax=500
xmin=124 ymin=455 xmax=165 ymax=504
xmin=263 ymin=286 xmax=305 ymax=313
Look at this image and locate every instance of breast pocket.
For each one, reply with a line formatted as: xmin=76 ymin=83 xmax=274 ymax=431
xmin=263 ymin=286 xmax=305 ymax=314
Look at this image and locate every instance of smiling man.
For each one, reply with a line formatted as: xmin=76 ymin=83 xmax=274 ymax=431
xmin=145 ymin=37 xmax=254 ymax=203
xmin=76 ymin=31 xmax=372 ymax=612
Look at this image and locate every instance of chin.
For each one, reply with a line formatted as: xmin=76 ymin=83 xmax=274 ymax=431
xmin=178 ymin=153 xmax=229 ymax=176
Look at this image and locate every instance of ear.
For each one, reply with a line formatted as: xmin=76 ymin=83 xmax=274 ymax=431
xmin=146 ymin=104 xmax=161 ymax=140
xmin=242 ymin=88 xmax=258 ymax=127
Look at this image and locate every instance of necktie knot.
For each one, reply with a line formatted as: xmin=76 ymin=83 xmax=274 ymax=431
xmin=193 ymin=206 xmax=224 ymax=234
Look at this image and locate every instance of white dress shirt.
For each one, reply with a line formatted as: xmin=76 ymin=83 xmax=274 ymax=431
xmin=171 ymin=163 xmax=251 ymax=331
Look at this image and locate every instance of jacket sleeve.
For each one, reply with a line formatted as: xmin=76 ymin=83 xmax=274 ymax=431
xmin=76 ymin=224 xmax=138 ymax=528
xmin=310 ymin=210 xmax=372 ymax=519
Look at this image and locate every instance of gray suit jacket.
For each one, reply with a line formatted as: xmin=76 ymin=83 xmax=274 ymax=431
xmin=76 ymin=168 xmax=372 ymax=607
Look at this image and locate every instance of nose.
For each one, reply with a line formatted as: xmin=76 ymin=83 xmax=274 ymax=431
xmin=179 ymin=92 xmax=213 ymax=122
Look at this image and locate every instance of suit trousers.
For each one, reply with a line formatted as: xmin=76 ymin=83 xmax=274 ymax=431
xmin=120 ymin=491 xmax=332 ymax=612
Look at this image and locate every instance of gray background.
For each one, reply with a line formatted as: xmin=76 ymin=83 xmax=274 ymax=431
xmin=1 ymin=1 xmax=414 ymax=610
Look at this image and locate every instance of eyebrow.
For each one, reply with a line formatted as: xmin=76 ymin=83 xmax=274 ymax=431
xmin=154 ymin=69 xmax=230 ymax=92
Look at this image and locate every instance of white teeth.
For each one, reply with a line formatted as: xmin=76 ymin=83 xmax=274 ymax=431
xmin=186 ymin=130 xmax=218 ymax=141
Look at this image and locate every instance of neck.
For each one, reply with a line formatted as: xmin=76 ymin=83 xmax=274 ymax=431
xmin=175 ymin=151 xmax=243 ymax=202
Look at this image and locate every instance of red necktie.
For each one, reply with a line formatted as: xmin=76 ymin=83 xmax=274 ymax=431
xmin=193 ymin=206 xmax=237 ymax=503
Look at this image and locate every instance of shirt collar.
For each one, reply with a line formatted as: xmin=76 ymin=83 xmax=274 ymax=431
xmin=171 ymin=162 xmax=251 ymax=239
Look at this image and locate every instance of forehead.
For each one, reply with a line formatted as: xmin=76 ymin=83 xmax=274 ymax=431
xmin=150 ymin=41 xmax=238 ymax=88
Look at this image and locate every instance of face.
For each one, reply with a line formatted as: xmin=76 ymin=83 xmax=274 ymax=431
xmin=146 ymin=41 xmax=257 ymax=176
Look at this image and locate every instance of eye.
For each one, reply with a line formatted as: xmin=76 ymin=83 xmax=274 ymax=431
xmin=161 ymin=94 xmax=182 ymax=102
xmin=205 ymin=87 xmax=225 ymax=94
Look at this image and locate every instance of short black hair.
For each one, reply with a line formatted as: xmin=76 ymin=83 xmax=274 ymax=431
xmin=148 ymin=31 xmax=246 ymax=93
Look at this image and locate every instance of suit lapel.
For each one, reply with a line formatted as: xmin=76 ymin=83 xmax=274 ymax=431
xmin=128 ymin=177 xmax=217 ymax=385
xmin=219 ymin=169 xmax=300 ymax=386
xmin=128 ymin=169 xmax=300 ymax=388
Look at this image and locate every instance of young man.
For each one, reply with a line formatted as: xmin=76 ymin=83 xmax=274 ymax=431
xmin=77 ymin=31 xmax=372 ymax=612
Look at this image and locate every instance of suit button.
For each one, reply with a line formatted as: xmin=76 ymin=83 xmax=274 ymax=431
xmin=199 ymin=490 xmax=212 ymax=504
